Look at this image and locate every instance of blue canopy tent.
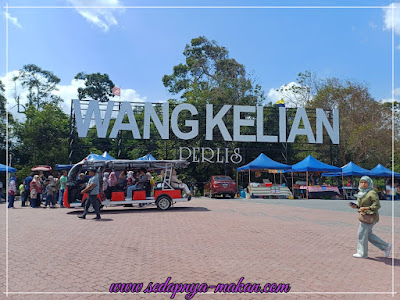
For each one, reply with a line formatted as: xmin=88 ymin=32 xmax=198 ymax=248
xmin=291 ymin=155 xmax=341 ymax=199
xmin=85 ymin=153 xmax=115 ymax=161
xmin=101 ymin=151 xmax=115 ymax=160
xmin=236 ymin=153 xmax=291 ymax=187
xmin=237 ymin=153 xmax=291 ymax=171
xmin=323 ymin=161 xmax=371 ymax=177
xmin=291 ymin=155 xmax=341 ymax=173
xmin=137 ymin=154 xmax=157 ymax=161
xmin=369 ymin=164 xmax=400 ymax=178
xmin=55 ymin=164 xmax=74 ymax=171
xmin=0 ymin=164 xmax=17 ymax=172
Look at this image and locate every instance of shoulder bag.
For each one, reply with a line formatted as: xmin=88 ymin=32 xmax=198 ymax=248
xmin=358 ymin=212 xmax=375 ymax=224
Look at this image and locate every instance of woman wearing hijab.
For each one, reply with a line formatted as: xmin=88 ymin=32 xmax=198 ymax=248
xmin=30 ymin=175 xmax=42 ymax=208
xmin=105 ymin=172 xmax=117 ymax=199
xmin=171 ymin=169 xmax=192 ymax=200
xmin=127 ymin=171 xmax=135 ymax=187
xmin=349 ymin=176 xmax=391 ymax=258
xmin=103 ymin=172 xmax=110 ymax=192
xmin=8 ymin=175 xmax=17 ymax=208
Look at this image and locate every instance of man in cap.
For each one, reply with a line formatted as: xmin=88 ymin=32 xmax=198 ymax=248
xmin=78 ymin=168 xmax=101 ymax=220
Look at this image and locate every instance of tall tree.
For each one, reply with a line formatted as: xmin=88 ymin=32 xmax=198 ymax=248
xmin=308 ymin=78 xmax=394 ymax=168
xmin=16 ymin=64 xmax=62 ymax=110
xmin=162 ymin=36 xmax=264 ymax=106
xmin=75 ymin=72 xmax=115 ymax=102
xmin=14 ymin=104 xmax=69 ymax=170
xmin=0 ymin=80 xmax=14 ymax=164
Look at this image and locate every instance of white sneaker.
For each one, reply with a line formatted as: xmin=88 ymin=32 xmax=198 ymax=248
xmin=353 ymin=253 xmax=367 ymax=258
xmin=385 ymin=244 xmax=391 ymax=258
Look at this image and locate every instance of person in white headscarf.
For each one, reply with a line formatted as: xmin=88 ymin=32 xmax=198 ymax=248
xmin=349 ymin=176 xmax=391 ymax=258
xmin=103 ymin=172 xmax=110 ymax=192
xmin=171 ymin=169 xmax=191 ymax=200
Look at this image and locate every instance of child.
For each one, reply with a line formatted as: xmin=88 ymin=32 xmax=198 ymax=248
xmin=18 ymin=183 xmax=25 ymax=206
xmin=44 ymin=179 xmax=54 ymax=208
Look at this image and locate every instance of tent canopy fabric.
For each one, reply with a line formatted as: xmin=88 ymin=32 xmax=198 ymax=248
xmin=31 ymin=165 xmax=52 ymax=172
xmin=369 ymin=164 xmax=400 ymax=177
xmin=55 ymin=164 xmax=74 ymax=170
xmin=101 ymin=151 xmax=115 ymax=160
xmin=291 ymin=155 xmax=341 ymax=173
xmin=137 ymin=154 xmax=157 ymax=161
xmin=84 ymin=153 xmax=115 ymax=162
xmin=237 ymin=153 xmax=291 ymax=171
xmin=0 ymin=163 xmax=17 ymax=172
xmin=323 ymin=161 xmax=371 ymax=177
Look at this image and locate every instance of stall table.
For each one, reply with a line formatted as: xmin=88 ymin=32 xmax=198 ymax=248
xmin=298 ymin=185 xmax=341 ymax=199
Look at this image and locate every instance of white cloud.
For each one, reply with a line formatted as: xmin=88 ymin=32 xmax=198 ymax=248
xmin=266 ymin=82 xmax=310 ymax=107
xmin=4 ymin=12 xmax=22 ymax=29
xmin=383 ymin=3 xmax=400 ymax=34
xmin=380 ymin=98 xmax=399 ymax=103
xmin=67 ymin=0 xmax=123 ymax=32
xmin=394 ymin=88 xmax=400 ymax=96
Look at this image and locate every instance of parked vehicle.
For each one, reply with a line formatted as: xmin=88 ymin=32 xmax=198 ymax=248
xmin=63 ymin=159 xmax=190 ymax=211
xmin=203 ymin=175 xmax=236 ymax=198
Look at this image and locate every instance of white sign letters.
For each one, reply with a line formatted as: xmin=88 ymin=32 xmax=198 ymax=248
xmin=73 ymin=100 xmax=339 ymax=144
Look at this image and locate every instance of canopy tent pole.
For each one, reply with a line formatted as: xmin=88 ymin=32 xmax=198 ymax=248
xmin=291 ymin=171 xmax=294 ymax=198
xmin=248 ymin=169 xmax=251 ymax=186
xmin=342 ymin=173 xmax=345 ymax=199
xmin=236 ymin=171 xmax=239 ymax=196
xmin=280 ymin=172 xmax=282 ymax=184
xmin=306 ymin=171 xmax=309 ymax=199
xmin=273 ymin=173 xmax=276 ymax=184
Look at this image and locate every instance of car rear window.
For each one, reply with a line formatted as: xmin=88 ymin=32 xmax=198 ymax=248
xmin=214 ymin=176 xmax=232 ymax=181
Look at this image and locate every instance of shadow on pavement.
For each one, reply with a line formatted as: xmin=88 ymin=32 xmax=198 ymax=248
xmin=370 ymin=257 xmax=400 ymax=266
xmin=66 ymin=206 xmax=210 ymax=215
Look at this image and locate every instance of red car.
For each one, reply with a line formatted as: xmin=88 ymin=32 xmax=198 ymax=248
xmin=203 ymin=176 xmax=236 ymax=198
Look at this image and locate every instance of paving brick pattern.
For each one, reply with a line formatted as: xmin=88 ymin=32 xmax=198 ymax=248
xmin=0 ymin=197 xmax=398 ymax=300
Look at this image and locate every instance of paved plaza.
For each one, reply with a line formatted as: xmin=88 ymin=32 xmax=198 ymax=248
xmin=0 ymin=197 xmax=398 ymax=300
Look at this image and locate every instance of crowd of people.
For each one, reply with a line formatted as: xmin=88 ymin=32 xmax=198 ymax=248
xmin=100 ymin=168 xmax=191 ymax=201
xmin=0 ymin=166 xmax=193 ymax=209
xmin=4 ymin=170 xmax=68 ymax=208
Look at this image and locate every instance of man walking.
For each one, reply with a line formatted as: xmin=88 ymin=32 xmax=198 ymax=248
xmin=78 ymin=169 xmax=101 ymax=220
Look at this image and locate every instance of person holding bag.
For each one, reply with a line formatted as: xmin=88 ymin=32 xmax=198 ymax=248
xmin=349 ymin=176 xmax=391 ymax=258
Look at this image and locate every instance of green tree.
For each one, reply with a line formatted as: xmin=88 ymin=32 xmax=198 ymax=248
xmin=309 ymin=78 xmax=394 ymax=168
xmin=162 ymin=36 xmax=264 ymax=106
xmin=75 ymin=72 xmax=116 ymax=102
xmin=16 ymin=64 xmax=62 ymax=110
xmin=0 ymin=80 xmax=15 ymax=165
xmin=14 ymin=104 xmax=69 ymax=171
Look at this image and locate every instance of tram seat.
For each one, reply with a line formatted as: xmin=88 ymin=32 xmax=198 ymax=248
xmin=111 ymin=191 xmax=125 ymax=201
xmin=133 ymin=190 xmax=146 ymax=200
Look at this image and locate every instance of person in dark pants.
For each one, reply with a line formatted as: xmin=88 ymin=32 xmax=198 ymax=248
xmin=23 ymin=173 xmax=33 ymax=207
xmin=78 ymin=169 xmax=101 ymax=220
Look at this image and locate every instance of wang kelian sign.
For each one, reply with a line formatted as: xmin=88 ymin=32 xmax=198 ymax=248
xmin=73 ymin=100 xmax=339 ymax=144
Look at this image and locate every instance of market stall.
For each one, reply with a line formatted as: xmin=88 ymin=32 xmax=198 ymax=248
xmin=291 ymin=155 xmax=341 ymax=199
xmin=237 ymin=153 xmax=293 ymax=199
xmin=323 ymin=161 xmax=372 ymax=199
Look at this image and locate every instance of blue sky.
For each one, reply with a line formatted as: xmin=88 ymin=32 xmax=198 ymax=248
xmin=1 ymin=0 xmax=399 ymax=115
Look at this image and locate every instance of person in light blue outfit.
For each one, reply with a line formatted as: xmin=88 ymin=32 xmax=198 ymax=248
xmin=349 ymin=176 xmax=391 ymax=258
